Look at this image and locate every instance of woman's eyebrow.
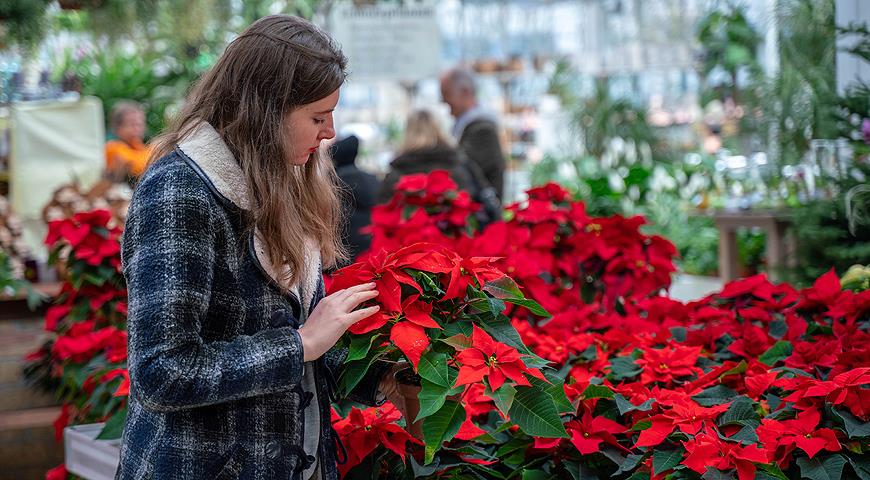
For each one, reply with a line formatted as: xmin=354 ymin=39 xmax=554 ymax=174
xmin=313 ymin=108 xmax=335 ymax=115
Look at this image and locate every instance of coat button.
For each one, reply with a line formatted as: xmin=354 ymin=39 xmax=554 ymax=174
xmin=269 ymin=309 xmax=287 ymax=328
xmin=265 ymin=440 xmax=282 ymax=459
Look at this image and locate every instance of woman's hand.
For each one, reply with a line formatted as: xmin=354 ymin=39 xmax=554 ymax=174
xmin=297 ymin=282 xmax=379 ymax=362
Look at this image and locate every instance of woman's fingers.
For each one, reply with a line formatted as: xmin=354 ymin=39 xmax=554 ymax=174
xmin=345 ymin=305 xmax=380 ymax=325
xmin=338 ymin=282 xmax=377 ymax=297
xmin=344 ymin=289 xmax=379 ymax=309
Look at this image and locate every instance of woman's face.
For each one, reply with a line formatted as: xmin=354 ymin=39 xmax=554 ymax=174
xmin=283 ymin=88 xmax=339 ymax=166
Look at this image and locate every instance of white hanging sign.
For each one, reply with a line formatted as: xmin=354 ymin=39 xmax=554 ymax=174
xmin=329 ymin=3 xmax=441 ymax=82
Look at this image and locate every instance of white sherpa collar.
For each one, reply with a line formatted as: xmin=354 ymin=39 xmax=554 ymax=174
xmin=178 ymin=122 xmax=253 ymax=211
xmin=177 ymin=121 xmax=321 ymax=311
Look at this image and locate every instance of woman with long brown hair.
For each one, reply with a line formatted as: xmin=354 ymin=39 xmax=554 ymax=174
xmin=117 ymin=15 xmax=399 ymax=479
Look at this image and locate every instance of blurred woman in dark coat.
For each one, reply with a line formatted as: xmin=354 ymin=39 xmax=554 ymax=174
xmin=378 ymin=109 xmax=481 ymax=203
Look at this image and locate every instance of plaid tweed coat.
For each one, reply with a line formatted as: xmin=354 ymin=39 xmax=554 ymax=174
xmin=116 ymin=122 xmax=385 ymax=480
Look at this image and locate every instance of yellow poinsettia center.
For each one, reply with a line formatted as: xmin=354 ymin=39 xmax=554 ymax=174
xmin=487 ymin=355 xmax=499 ymax=368
xmin=585 ymin=223 xmax=602 ymax=235
xmin=659 ymin=363 xmax=669 ymax=370
xmin=583 ymin=432 xmax=591 ymax=438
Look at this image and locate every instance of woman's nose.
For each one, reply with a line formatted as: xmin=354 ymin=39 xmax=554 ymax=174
xmin=320 ymin=124 xmax=336 ymax=141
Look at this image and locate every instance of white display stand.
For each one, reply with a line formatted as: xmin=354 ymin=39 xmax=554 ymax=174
xmin=64 ymin=423 xmax=121 ymax=480
xmin=7 ymin=96 xmax=105 ymax=257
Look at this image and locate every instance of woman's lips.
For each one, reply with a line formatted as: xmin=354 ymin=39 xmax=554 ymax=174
xmin=308 ymin=147 xmax=318 ymax=154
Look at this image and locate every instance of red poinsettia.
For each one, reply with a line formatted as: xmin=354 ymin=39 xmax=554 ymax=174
xmin=443 ymin=256 xmax=504 ymax=300
xmin=331 ymin=403 xmax=422 ymax=477
xmin=634 ymin=393 xmax=730 ymax=447
xmin=45 ymin=209 xmax=122 ymax=267
xmin=101 ymin=368 xmax=130 ymax=397
xmin=681 ymin=429 xmax=768 ymax=480
xmin=564 ymin=406 xmax=628 ymax=455
xmin=784 ymin=367 xmax=870 ymax=420
xmin=757 ymin=408 xmax=841 ymax=466
xmin=52 ymin=325 xmax=123 ymax=363
xmin=454 ymin=325 xmax=546 ymax=391
xmin=330 ymin=249 xmax=421 ymax=313
xmin=635 ymin=344 xmax=702 ymax=385
xmin=389 ymin=296 xmax=439 ymax=369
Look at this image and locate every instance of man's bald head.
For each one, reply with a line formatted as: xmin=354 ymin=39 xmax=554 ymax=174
xmin=440 ymin=67 xmax=478 ymax=118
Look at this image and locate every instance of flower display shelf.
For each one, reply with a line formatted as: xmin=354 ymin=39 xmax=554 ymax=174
xmin=64 ymin=423 xmax=120 ymax=480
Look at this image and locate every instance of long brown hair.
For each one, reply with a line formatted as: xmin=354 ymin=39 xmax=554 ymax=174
xmin=150 ymin=15 xmax=348 ymax=288
xmin=399 ymin=109 xmax=455 ymax=154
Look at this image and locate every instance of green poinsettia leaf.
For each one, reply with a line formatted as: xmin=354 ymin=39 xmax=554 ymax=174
xmin=339 ymin=346 xmax=387 ymax=396
xmin=652 ymin=449 xmax=683 ymax=476
xmin=758 ymin=340 xmax=793 ymax=366
xmin=483 ymin=276 xmax=524 ymax=299
xmin=719 ymin=396 xmax=759 ymax=427
xmin=692 ymin=385 xmax=739 ymax=406
xmin=508 ymin=385 xmax=568 ymax=438
xmin=438 ymin=333 xmax=472 ymax=350
xmin=614 ymin=394 xmax=655 ymax=415
xmin=486 ymin=383 xmax=516 ymax=415
xmin=417 ymin=351 xmax=452 ymax=388
xmin=479 ymin=316 xmax=534 ymax=356
xmin=483 ymin=277 xmax=550 ymax=318
xmin=528 ymin=374 xmax=572 ymax=414
xmin=796 ymin=454 xmax=847 ymax=480
xmin=416 ymin=380 xmax=449 ymax=422
xmin=833 ymin=408 xmax=870 ymax=438
xmin=503 ymin=298 xmax=551 ymax=318
xmin=346 ymin=331 xmax=381 ymax=362
xmin=422 ymin=400 xmax=465 ymax=464
xmin=756 ymin=463 xmax=790 ymax=480
xmin=608 ymin=356 xmax=642 ymax=381
xmin=582 ymin=384 xmax=614 ymax=400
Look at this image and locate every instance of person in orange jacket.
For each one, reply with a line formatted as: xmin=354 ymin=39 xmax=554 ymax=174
xmin=104 ymin=100 xmax=151 ymax=182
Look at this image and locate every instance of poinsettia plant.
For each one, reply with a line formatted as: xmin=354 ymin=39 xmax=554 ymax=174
xmin=328 ymin=172 xmax=869 ymax=480
xmin=24 ymin=209 xmax=129 ymax=474
xmin=366 ymin=170 xmax=482 ymax=256
xmin=21 ymin=173 xmax=870 ymax=480
xmin=329 ymin=242 xmax=569 ymax=465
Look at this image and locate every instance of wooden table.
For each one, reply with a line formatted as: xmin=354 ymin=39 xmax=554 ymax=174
xmin=708 ymin=210 xmax=794 ymax=283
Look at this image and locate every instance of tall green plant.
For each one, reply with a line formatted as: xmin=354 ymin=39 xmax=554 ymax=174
xmin=747 ymin=0 xmax=837 ymax=166
xmin=836 ymin=23 xmax=870 ymax=158
xmin=572 ymin=79 xmax=660 ymax=162
xmin=696 ymin=2 xmax=762 ymax=106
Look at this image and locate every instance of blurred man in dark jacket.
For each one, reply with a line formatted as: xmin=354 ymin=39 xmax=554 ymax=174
xmin=331 ymin=135 xmax=379 ymax=261
xmin=440 ymin=67 xmax=506 ymax=200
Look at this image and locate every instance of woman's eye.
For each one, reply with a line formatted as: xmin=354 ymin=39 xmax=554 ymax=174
xmin=314 ymin=118 xmax=326 ymax=125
